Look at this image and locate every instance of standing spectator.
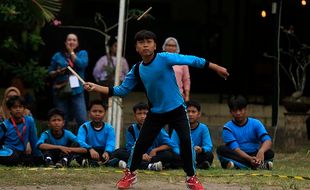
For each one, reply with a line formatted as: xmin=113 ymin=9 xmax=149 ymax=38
xmin=92 ymin=37 xmax=129 ymax=103
xmin=48 ymin=33 xmax=88 ymax=127
xmin=0 ymin=96 xmax=42 ymax=166
xmin=162 ymin=37 xmax=190 ymax=101
xmin=216 ymin=95 xmax=274 ymax=170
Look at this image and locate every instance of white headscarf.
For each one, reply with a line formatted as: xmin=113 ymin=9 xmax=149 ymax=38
xmin=162 ymin=37 xmax=180 ymax=53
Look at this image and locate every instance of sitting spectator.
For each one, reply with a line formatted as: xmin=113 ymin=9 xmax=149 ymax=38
xmin=0 ymin=86 xmax=31 ymax=123
xmin=216 ymin=95 xmax=274 ymax=170
xmin=171 ymin=100 xmax=214 ymax=169
xmin=36 ymin=108 xmax=88 ymax=168
xmin=10 ymin=77 xmax=36 ymax=115
xmin=112 ymin=102 xmax=178 ymax=171
xmin=0 ymin=96 xmax=42 ymax=166
xmin=77 ymin=100 xmax=115 ymax=167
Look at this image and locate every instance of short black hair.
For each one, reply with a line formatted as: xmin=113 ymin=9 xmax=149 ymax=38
xmin=6 ymin=96 xmax=25 ymax=109
xmin=228 ymin=95 xmax=248 ymax=110
xmin=108 ymin=37 xmax=117 ymax=48
xmin=47 ymin=108 xmax=65 ymax=120
xmin=186 ymin=100 xmax=201 ymax=112
xmin=134 ymin=30 xmax=157 ymax=43
xmin=89 ymin=99 xmax=108 ymax=110
xmin=133 ymin=102 xmax=149 ymax=113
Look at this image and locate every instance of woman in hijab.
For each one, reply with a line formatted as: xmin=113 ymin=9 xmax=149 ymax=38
xmin=0 ymin=86 xmax=31 ymax=122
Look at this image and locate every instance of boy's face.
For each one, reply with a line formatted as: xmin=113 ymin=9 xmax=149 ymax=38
xmin=9 ymin=102 xmax=25 ymax=119
xmin=48 ymin=115 xmax=65 ymax=131
xmin=230 ymin=107 xmax=247 ymax=123
xmin=135 ymin=39 xmax=156 ymax=57
xmin=134 ymin=108 xmax=148 ymax=126
xmin=187 ymin=106 xmax=201 ymax=125
xmin=89 ymin=104 xmax=106 ymax=122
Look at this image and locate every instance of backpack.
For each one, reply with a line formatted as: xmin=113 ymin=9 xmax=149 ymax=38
xmin=134 ymin=62 xmax=153 ymax=108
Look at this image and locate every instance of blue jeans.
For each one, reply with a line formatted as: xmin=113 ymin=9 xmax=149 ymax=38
xmin=53 ymin=92 xmax=87 ymax=127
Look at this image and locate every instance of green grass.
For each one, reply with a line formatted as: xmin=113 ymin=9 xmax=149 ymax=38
xmin=0 ymin=152 xmax=309 ymax=189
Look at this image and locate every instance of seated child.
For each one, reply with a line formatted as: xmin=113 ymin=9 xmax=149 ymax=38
xmin=77 ymin=100 xmax=115 ymax=167
xmin=0 ymin=96 xmax=42 ymax=166
xmin=112 ymin=102 xmax=179 ymax=171
xmin=216 ymin=95 xmax=274 ymax=170
xmin=37 ymin=108 xmax=88 ymax=168
xmin=170 ymin=101 xmax=214 ymax=169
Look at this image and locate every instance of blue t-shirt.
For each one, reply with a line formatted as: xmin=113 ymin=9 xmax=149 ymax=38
xmin=126 ymin=123 xmax=179 ymax=154
xmin=0 ymin=116 xmax=41 ymax=156
xmin=49 ymin=50 xmax=88 ymax=95
xmin=36 ymin=129 xmax=89 ymax=149
xmin=171 ymin=122 xmax=213 ymax=154
xmin=77 ymin=121 xmax=115 ymax=153
xmin=191 ymin=123 xmax=213 ymax=152
xmin=222 ymin=117 xmax=271 ymax=153
xmin=112 ymin=52 xmax=208 ymax=113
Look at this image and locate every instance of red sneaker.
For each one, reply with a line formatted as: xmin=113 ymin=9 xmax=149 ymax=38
xmin=186 ymin=175 xmax=204 ymax=190
xmin=116 ymin=169 xmax=137 ymax=189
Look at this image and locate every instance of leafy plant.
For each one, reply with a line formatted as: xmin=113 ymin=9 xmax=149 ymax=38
xmin=0 ymin=0 xmax=62 ymax=91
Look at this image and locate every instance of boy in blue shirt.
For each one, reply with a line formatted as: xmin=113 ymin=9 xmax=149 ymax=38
xmin=0 ymin=96 xmax=42 ymax=166
xmin=111 ymin=102 xmax=148 ymax=166
xmin=84 ymin=30 xmax=229 ymax=190
xmin=112 ymin=102 xmax=179 ymax=171
xmin=216 ymin=95 xmax=274 ymax=170
xmin=171 ymin=101 xmax=214 ymax=169
xmin=77 ymin=100 xmax=115 ymax=167
xmin=37 ymin=108 xmax=88 ymax=168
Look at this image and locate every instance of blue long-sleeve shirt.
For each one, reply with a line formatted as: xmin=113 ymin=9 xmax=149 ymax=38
xmin=49 ymin=50 xmax=88 ymax=95
xmin=222 ymin=117 xmax=271 ymax=153
xmin=36 ymin=129 xmax=89 ymax=149
xmin=126 ymin=124 xmax=179 ymax=154
xmin=0 ymin=116 xmax=41 ymax=156
xmin=110 ymin=52 xmax=208 ymax=113
xmin=171 ymin=123 xmax=213 ymax=154
xmin=77 ymin=121 xmax=115 ymax=153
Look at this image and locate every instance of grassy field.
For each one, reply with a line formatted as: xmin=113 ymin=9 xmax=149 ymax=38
xmin=0 ymin=151 xmax=309 ymax=190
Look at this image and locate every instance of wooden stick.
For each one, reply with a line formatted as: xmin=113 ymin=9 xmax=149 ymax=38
xmin=137 ymin=7 xmax=152 ymax=21
xmin=67 ymin=66 xmax=85 ymax=84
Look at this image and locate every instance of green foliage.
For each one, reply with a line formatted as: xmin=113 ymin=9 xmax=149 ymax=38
xmin=31 ymin=0 xmax=62 ymax=26
xmin=1 ymin=36 xmax=18 ymax=50
xmin=0 ymin=59 xmax=48 ymax=91
xmin=0 ymin=0 xmax=61 ymax=91
xmin=0 ymin=4 xmax=20 ymax=21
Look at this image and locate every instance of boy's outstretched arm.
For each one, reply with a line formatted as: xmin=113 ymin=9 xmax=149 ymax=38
xmin=84 ymin=82 xmax=109 ymax=94
xmin=208 ymin=62 xmax=230 ymax=80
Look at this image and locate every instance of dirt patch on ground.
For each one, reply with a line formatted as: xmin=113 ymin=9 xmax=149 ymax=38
xmin=0 ymin=180 xmax=290 ymax=190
